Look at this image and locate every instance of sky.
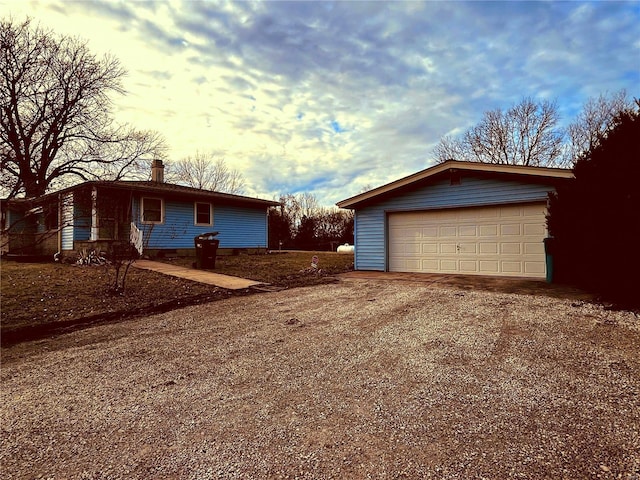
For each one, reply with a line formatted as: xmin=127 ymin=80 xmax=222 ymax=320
xmin=2 ymin=0 xmax=639 ymax=206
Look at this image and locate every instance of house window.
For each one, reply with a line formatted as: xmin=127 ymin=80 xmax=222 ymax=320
xmin=44 ymin=204 xmax=58 ymax=230
xmin=194 ymin=202 xmax=213 ymax=226
xmin=141 ymin=197 xmax=163 ymax=224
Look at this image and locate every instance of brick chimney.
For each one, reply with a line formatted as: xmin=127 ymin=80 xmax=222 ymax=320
xmin=151 ymin=159 xmax=164 ymax=183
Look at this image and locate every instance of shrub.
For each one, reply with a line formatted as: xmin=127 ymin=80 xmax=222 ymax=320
xmin=547 ymin=101 xmax=640 ymax=307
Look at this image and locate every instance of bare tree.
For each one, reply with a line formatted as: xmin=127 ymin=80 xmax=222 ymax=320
xmin=436 ymin=98 xmax=564 ymax=167
xmin=564 ymin=90 xmax=632 ymax=164
xmin=168 ymin=152 xmax=245 ymax=194
xmin=434 ymin=135 xmax=467 ymax=164
xmin=267 ymin=192 xmax=354 ymax=250
xmin=0 ymin=17 xmax=166 ymax=199
xmin=298 ymin=192 xmax=319 ymax=219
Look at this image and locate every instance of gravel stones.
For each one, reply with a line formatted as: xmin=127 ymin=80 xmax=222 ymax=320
xmin=1 ymin=280 xmax=638 ymax=479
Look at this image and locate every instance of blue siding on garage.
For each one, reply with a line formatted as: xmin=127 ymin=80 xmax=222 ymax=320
xmin=354 ymin=208 xmax=386 ymax=270
xmin=355 ymin=175 xmax=558 ymax=271
xmin=133 ymin=198 xmax=268 ymax=249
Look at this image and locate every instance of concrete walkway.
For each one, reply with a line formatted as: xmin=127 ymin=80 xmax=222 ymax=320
xmin=133 ymin=260 xmax=265 ymax=290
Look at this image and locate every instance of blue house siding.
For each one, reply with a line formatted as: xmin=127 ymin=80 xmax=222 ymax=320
xmin=213 ymin=205 xmax=268 ymax=248
xmin=133 ymin=198 xmax=268 ymax=250
xmin=73 ymin=195 xmax=91 ymax=242
xmin=4 ymin=179 xmax=276 ymax=256
xmin=355 ymin=175 xmax=558 ymax=271
xmin=138 ymin=200 xmax=194 ymax=249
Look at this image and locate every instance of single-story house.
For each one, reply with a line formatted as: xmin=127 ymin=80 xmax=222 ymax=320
xmin=1 ymin=160 xmax=279 ymax=259
xmin=336 ymin=160 xmax=573 ymax=279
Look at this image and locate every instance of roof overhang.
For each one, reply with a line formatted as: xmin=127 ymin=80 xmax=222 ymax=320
xmin=4 ymin=181 xmax=280 ymax=209
xmin=336 ymin=160 xmax=573 ymax=209
xmin=94 ymin=181 xmax=281 ymax=208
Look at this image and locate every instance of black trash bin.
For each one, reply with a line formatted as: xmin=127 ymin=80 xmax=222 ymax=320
xmin=194 ymin=232 xmax=220 ymax=269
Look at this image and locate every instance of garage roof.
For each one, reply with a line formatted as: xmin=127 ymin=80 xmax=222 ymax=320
xmin=336 ymin=160 xmax=573 ymax=209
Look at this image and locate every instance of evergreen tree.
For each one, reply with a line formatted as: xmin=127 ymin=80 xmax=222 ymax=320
xmin=547 ymin=100 xmax=640 ymax=306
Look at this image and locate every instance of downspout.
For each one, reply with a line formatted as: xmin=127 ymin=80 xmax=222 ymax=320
xmin=354 ymin=213 xmax=358 ymax=270
xmin=266 ymin=208 xmax=269 ymax=252
xmin=90 ymin=186 xmax=98 ymax=241
xmin=55 ymin=193 xmax=62 ymax=261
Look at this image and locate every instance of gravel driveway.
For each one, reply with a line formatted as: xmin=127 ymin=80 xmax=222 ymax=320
xmin=1 ymin=279 xmax=639 ymax=479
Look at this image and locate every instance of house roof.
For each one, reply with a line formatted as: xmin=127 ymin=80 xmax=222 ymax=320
xmin=336 ymin=160 xmax=574 ymax=209
xmin=93 ymin=181 xmax=280 ymax=207
xmin=4 ymin=180 xmax=280 ymax=209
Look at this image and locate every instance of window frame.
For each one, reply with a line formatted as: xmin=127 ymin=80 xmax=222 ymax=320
xmin=194 ymin=201 xmax=213 ymax=226
xmin=141 ymin=197 xmax=164 ymax=224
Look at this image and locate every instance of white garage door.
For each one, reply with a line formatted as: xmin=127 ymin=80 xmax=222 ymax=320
xmin=388 ymin=203 xmax=548 ymax=278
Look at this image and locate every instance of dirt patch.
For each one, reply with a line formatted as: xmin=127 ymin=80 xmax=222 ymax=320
xmin=339 ymin=271 xmax=596 ymax=301
xmin=1 ymin=280 xmax=638 ymax=479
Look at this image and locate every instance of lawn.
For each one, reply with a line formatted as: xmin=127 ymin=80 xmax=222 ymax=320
xmin=0 ymin=251 xmax=353 ymax=345
xmin=161 ymin=250 xmax=354 ymax=285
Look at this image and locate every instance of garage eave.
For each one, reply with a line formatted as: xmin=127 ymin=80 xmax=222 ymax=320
xmin=336 ymin=160 xmax=573 ymax=209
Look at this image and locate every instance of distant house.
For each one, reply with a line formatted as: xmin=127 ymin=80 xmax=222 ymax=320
xmin=1 ymin=160 xmax=279 ymax=259
xmin=337 ymin=160 xmax=573 ymax=279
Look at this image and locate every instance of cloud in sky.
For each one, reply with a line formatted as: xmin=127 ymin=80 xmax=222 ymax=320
xmin=3 ymin=0 xmax=638 ymax=205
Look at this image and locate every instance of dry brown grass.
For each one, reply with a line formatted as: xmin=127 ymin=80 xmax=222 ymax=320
xmin=0 ymin=252 xmax=354 ymax=345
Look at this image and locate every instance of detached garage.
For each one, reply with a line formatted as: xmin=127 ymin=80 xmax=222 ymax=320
xmin=337 ymin=160 xmax=573 ymax=279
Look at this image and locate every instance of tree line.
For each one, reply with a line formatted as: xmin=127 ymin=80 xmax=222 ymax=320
xmin=268 ymin=193 xmax=354 ymax=251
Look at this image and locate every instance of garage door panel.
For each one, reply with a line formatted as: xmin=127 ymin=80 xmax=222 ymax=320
xmin=500 ymin=207 xmax=523 ymax=217
xmin=406 ymin=259 xmax=421 ymax=269
xmin=524 ymin=223 xmax=545 ymax=236
xmin=459 ymin=243 xmax=477 ymax=254
xmin=501 ymin=261 xmax=523 ymax=273
xmin=422 ymin=243 xmax=438 ymax=254
xmin=479 ymin=260 xmax=499 ymax=273
xmin=501 ymin=243 xmax=521 ymax=254
xmin=480 ymin=225 xmax=498 ymax=236
xmin=441 ymin=243 xmax=457 ymax=254
xmin=479 ymin=242 xmax=498 ymax=254
xmin=388 ymin=203 xmax=547 ymax=278
xmin=422 ymin=259 xmax=439 ymax=270
xmin=522 ymin=204 xmax=544 ymax=216
xmin=461 ymin=208 xmax=497 ymax=219
xmin=389 ymin=243 xmax=404 ymax=255
xmin=439 ymin=226 xmax=457 ymax=236
xmin=459 ymin=225 xmax=477 ymax=236
xmin=440 ymin=259 xmax=458 ymax=271
xmin=405 ymin=243 xmax=421 ymax=254
xmin=525 ymin=261 xmax=545 ymax=274
xmin=460 ymin=260 xmax=478 ymax=272
xmin=404 ymin=227 xmax=422 ymax=237
xmin=524 ymin=242 xmax=544 ymax=254
xmin=422 ymin=227 xmax=438 ymax=237
xmin=501 ymin=224 xmax=521 ymax=235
